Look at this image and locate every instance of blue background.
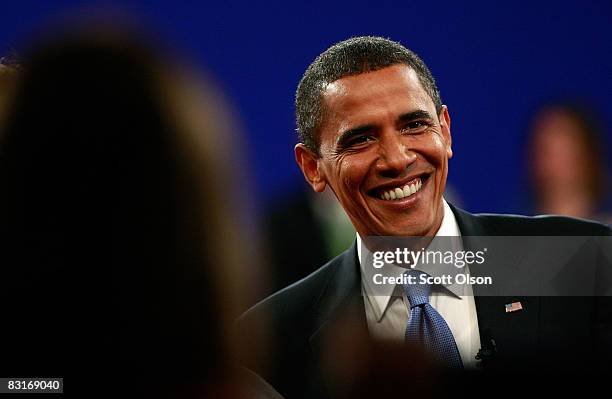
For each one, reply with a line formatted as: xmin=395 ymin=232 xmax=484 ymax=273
xmin=1 ymin=0 xmax=611 ymax=215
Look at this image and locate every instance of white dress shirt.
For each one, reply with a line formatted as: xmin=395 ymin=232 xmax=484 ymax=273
xmin=358 ymin=199 xmax=481 ymax=367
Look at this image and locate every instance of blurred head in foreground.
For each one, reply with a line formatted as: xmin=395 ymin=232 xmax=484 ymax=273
xmin=0 ymin=57 xmax=18 ymax=124
xmin=527 ymin=103 xmax=609 ymax=219
xmin=0 ymin=26 xmax=261 ymax=396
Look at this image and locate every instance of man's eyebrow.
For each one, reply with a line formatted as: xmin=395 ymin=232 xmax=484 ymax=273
xmin=334 ymin=110 xmax=435 ymax=148
xmin=397 ymin=110 xmax=435 ymax=123
xmin=336 ymin=124 xmax=375 ymax=147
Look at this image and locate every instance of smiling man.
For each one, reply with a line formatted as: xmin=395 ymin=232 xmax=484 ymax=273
xmin=295 ymin=63 xmax=451 ymax=238
xmin=239 ymin=37 xmax=612 ymax=398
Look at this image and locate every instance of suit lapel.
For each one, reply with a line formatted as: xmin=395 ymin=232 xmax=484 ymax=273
xmin=308 ymin=242 xmax=368 ymax=394
xmin=309 ymin=241 xmax=367 ymax=350
xmin=449 ymin=204 xmax=540 ymax=366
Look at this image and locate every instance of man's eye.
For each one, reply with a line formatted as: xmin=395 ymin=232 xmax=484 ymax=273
xmin=354 ymin=135 xmax=374 ymax=143
xmin=346 ymin=135 xmax=374 ymax=147
xmin=401 ymin=121 xmax=429 ymax=132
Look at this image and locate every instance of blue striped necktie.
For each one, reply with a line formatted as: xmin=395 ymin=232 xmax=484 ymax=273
xmin=403 ymin=270 xmax=463 ymax=368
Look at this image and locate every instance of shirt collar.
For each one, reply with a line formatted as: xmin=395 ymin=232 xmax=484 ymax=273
xmin=358 ymin=199 xmax=463 ymax=322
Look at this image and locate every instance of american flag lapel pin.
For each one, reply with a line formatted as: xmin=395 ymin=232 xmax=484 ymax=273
xmin=505 ymin=301 xmax=523 ymax=313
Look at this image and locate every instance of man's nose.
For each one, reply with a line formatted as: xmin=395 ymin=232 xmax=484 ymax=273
xmin=375 ymin=134 xmax=417 ymax=176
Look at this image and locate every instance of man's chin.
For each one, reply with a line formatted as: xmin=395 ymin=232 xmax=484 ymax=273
xmin=373 ymin=220 xmax=435 ymax=237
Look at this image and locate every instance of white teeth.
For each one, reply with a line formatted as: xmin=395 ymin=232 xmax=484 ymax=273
xmin=379 ymin=178 xmax=423 ymax=201
xmin=402 ymin=185 xmax=410 ymax=197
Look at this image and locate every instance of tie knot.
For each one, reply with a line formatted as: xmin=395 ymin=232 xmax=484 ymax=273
xmin=402 ymin=270 xmax=431 ymax=308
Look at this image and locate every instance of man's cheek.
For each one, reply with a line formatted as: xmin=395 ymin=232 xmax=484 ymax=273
xmin=340 ymin=157 xmax=358 ymax=173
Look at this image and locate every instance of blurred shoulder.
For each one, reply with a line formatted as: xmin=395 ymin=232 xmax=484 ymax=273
xmin=235 ymin=251 xmax=350 ymax=379
xmin=238 ymin=252 xmax=345 ymax=328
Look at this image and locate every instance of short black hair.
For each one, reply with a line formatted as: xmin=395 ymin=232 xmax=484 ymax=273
xmin=295 ymin=36 xmax=442 ymax=154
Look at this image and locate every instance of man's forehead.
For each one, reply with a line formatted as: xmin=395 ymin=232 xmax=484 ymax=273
xmin=325 ymin=64 xmax=418 ymax=89
xmin=321 ymin=65 xmax=432 ymax=120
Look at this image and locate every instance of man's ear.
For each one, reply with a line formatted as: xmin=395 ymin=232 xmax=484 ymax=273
xmin=295 ymin=143 xmax=327 ymax=192
xmin=439 ymin=105 xmax=453 ymax=159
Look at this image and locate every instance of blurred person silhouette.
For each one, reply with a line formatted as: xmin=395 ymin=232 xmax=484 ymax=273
xmin=527 ymin=102 xmax=611 ymax=222
xmin=0 ymin=57 xmax=18 ymax=125
xmin=0 ymin=24 xmax=280 ymax=398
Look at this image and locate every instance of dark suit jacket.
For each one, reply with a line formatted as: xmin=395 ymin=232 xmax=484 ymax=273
xmin=239 ymin=205 xmax=612 ymax=398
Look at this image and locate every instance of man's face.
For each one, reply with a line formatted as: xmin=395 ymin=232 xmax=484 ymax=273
xmin=296 ymin=64 xmax=452 ymax=237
